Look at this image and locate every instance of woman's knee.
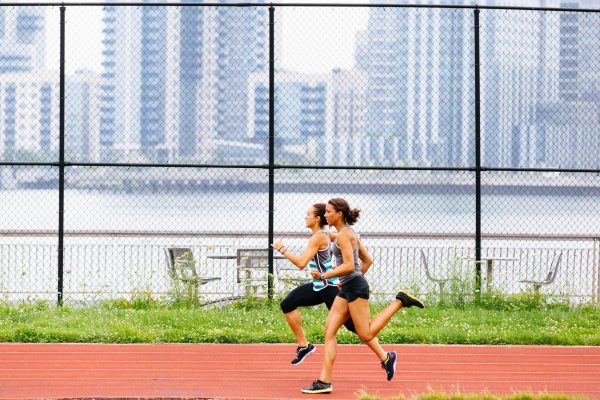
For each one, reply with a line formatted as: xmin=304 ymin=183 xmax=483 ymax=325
xmin=280 ymin=298 xmax=296 ymax=314
xmin=358 ymin=333 xmax=375 ymax=342
xmin=356 ymin=327 xmax=374 ymax=342
xmin=323 ymin=321 xmax=339 ymax=339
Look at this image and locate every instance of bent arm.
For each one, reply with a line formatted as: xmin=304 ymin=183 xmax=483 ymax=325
xmin=357 ymin=238 xmax=373 ymax=275
xmin=272 ymin=235 xmax=322 ymax=270
xmin=321 ymin=232 xmax=356 ymax=279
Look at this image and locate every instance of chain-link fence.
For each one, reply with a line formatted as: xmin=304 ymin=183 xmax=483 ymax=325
xmin=0 ymin=3 xmax=599 ymax=306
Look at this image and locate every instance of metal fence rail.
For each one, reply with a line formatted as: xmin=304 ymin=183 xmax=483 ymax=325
xmin=0 ymin=2 xmax=599 ymax=304
xmin=1 ymin=236 xmax=598 ymax=304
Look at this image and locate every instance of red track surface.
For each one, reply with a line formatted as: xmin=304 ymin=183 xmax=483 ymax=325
xmin=0 ymin=343 xmax=599 ymax=400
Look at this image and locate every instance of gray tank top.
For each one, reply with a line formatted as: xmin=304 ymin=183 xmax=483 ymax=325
xmin=332 ymin=226 xmax=362 ymax=285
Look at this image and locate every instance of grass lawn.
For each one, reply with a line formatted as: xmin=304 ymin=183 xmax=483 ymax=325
xmin=0 ymin=293 xmax=598 ymax=345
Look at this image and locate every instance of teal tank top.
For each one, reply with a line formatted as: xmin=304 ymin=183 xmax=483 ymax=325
xmin=308 ymin=230 xmax=340 ymax=291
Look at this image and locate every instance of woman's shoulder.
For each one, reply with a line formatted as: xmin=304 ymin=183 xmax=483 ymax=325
xmin=309 ymin=230 xmax=329 ymax=246
xmin=338 ymin=227 xmax=359 ymax=247
xmin=336 ymin=227 xmax=356 ymax=242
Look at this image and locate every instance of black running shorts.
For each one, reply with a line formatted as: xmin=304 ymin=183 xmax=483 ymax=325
xmin=337 ymin=275 xmax=370 ymax=303
xmin=280 ymin=282 xmax=357 ymax=333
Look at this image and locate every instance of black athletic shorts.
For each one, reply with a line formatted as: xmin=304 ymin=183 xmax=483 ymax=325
xmin=337 ymin=275 xmax=370 ymax=303
xmin=280 ymin=282 xmax=356 ymax=333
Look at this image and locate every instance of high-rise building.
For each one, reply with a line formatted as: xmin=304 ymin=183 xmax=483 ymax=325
xmin=66 ymin=70 xmax=101 ymax=162
xmin=480 ymin=1 xmax=554 ymax=168
xmin=100 ymin=6 xmax=142 ymax=161
xmin=358 ymin=0 xmax=597 ymax=169
xmin=554 ymin=0 xmax=600 ymax=103
xmin=248 ymin=69 xmax=367 ymax=165
xmin=357 ymin=1 xmax=473 ymax=167
xmin=177 ymin=4 xmax=269 ymax=163
xmin=99 ymin=5 xmax=179 ymax=163
xmin=534 ymin=0 xmax=600 ymax=169
xmin=249 ymin=71 xmax=329 ymax=165
xmin=0 ymin=7 xmax=45 ymax=74
xmin=0 ymin=72 xmax=57 ymax=159
xmin=99 ymin=3 xmax=268 ymax=163
xmin=178 ymin=5 xmax=205 ymax=160
xmin=213 ymin=7 xmax=268 ymax=144
xmin=0 ymin=70 xmax=99 ymax=161
xmin=326 ymin=69 xmax=368 ymax=165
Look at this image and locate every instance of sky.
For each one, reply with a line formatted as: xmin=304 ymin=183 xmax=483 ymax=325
xmin=40 ymin=4 xmax=369 ymax=75
xmin=21 ymin=0 xmax=598 ymax=75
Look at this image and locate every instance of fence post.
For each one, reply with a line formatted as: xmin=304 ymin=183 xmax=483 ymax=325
xmin=473 ymin=7 xmax=482 ymax=302
xmin=267 ymin=5 xmax=275 ymax=301
xmin=57 ymin=6 xmax=66 ymax=307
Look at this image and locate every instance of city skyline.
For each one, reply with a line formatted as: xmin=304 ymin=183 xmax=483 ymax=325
xmin=1 ymin=0 xmax=599 ymax=170
xmin=29 ymin=0 xmax=600 ymax=76
xmin=42 ymin=3 xmax=368 ymax=75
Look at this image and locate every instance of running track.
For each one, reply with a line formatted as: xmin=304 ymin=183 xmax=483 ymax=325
xmin=0 ymin=344 xmax=599 ymax=399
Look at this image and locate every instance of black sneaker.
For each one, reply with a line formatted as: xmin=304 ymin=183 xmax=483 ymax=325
xmin=396 ymin=291 xmax=424 ymax=308
xmin=291 ymin=342 xmax=316 ymax=365
xmin=381 ymin=351 xmax=397 ymax=381
xmin=301 ymin=379 xmax=332 ymax=394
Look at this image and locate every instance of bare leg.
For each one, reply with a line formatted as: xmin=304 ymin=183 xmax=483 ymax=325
xmin=348 ymin=298 xmax=386 ymax=360
xmin=364 ymin=336 xmax=387 ymax=361
xmin=318 ymin=297 xmax=349 ymax=384
xmin=283 ymin=309 xmax=308 ymax=347
xmin=349 ymin=298 xmax=402 ymax=356
xmin=368 ymin=299 xmax=402 ymax=337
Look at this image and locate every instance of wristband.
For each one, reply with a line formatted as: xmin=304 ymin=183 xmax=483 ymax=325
xmin=320 ymin=272 xmax=326 ymax=280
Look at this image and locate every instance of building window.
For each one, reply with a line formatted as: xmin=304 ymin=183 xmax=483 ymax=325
xmin=0 ymin=9 xmax=4 ymax=38
xmin=16 ymin=13 xmax=43 ymax=44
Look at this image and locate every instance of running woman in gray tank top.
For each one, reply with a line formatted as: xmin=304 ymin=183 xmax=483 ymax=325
xmin=302 ymin=198 xmax=424 ymax=395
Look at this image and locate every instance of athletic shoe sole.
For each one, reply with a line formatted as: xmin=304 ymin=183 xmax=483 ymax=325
xmin=300 ymin=387 xmax=332 ymax=394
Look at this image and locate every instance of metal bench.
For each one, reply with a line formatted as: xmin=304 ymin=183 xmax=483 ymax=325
xmin=165 ymin=247 xmax=221 ymax=300
xmin=520 ymin=252 xmax=562 ymax=293
xmin=420 ymin=249 xmax=450 ymax=300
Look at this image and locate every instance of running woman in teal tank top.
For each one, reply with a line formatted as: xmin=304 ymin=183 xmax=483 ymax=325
xmin=301 ymin=198 xmax=425 ymax=395
xmin=271 ymin=203 xmax=356 ymax=366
